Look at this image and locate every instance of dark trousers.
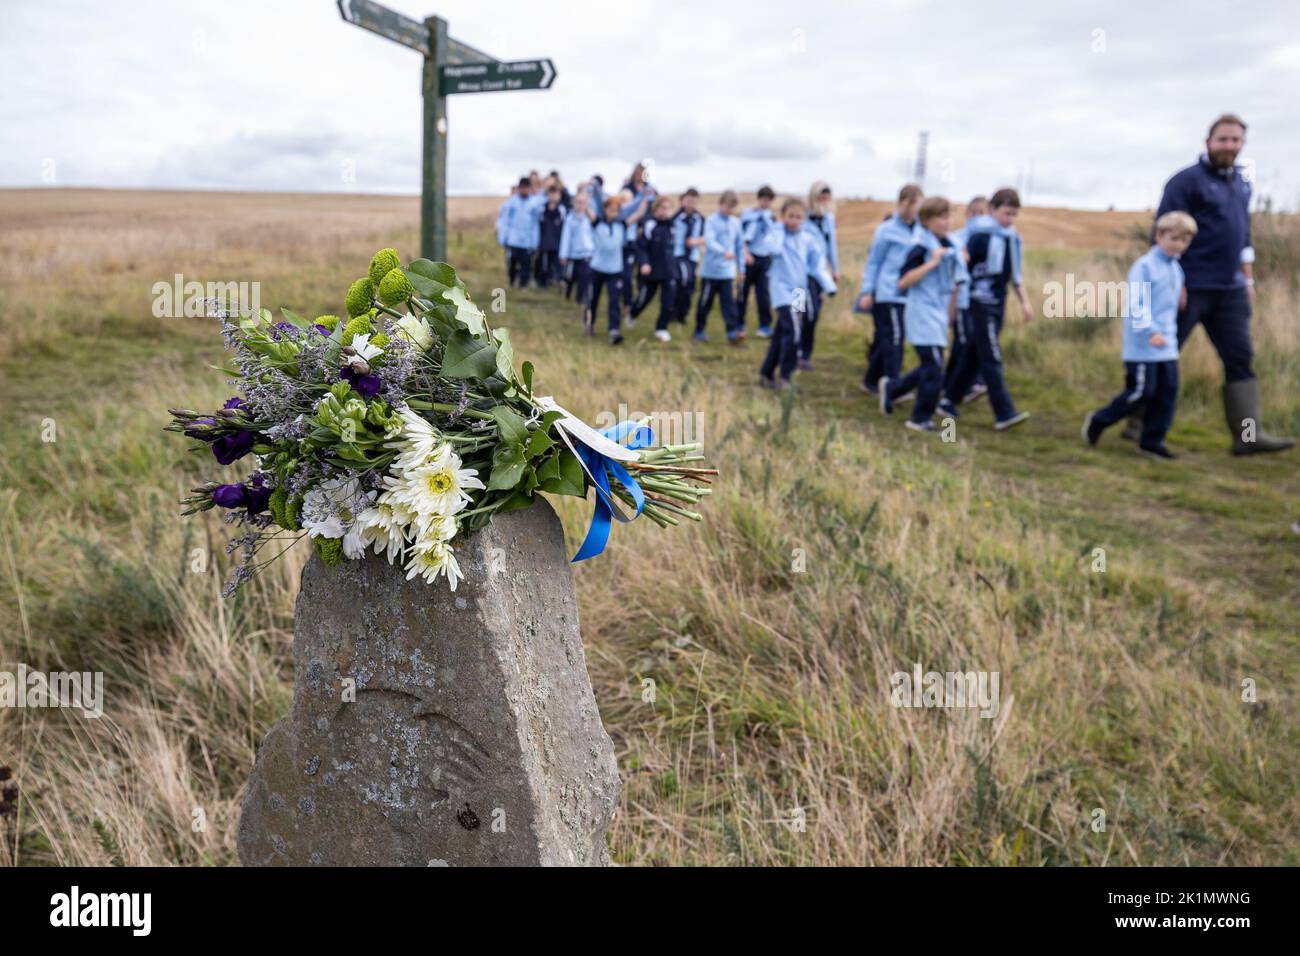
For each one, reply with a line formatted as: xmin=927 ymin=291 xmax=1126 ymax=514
xmin=1177 ymin=287 xmax=1254 ymax=383
xmin=888 ymin=345 xmax=945 ymax=423
xmin=863 ymin=301 xmax=905 ymax=387
xmin=696 ymin=278 xmax=738 ymax=333
xmin=945 ymin=300 xmax=1017 ymax=422
xmin=507 ymin=246 xmax=533 ymax=288
xmin=741 ymin=254 xmax=773 ymax=329
xmin=534 ymin=249 xmax=561 ymax=288
xmin=589 ymin=271 xmax=623 ymax=332
xmin=943 ymin=308 xmax=977 ymax=396
xmin=632 ymin=276 xmax=677 ymax=331
xmin=1092 ymin=360 xmax=1179 ymax=448
xmin=569 ymin=259 xmax=592 ymax=310
xmin=673 ymin=257 xmax=697 ymax=323
xmin=799 ymin=278 xmax=824 ymax=359
xmin=621 ymin=246 xmax=638 ymax=309
xmin=760 ymin=306 xmax=802 ymax=381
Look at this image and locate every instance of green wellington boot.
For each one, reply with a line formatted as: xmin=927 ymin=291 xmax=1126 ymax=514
xmin=1224 ymin=378 xmax=1295 ymax=456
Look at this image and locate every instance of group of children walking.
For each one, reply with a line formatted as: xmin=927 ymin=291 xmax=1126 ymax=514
xmin=497 ymin=168 xmax=1199 ymax=457
xmin=496 ymin=168 xmax=840 ymax=351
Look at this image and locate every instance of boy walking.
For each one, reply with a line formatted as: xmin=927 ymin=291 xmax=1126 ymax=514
xmin=498 ymin=176 xmax=546 ymax=289
xmin=633 ymin=195 xmax=681 ymax=342
xmin=1083 ymin=212 xmax=1197 ymax=459
xmin=695 ymin=190 xmax=747 ymax=343
xmin=589 ymin=196 xmax=632 ymax=344
xmin=858 ymin=184 xmax=924 ymax=395
xmin=559 ymin=191 xmax=596 ymax=319
xmin=671 ymin=188 xmax=706 ymax=324
xmin=941 ymin=187 xmax=1032 ymax=431
xmin=755 ymin=198 xmax=837 ymax=388
xmin=878 ymin=197 xmax=968 ymax=432
xmin=534 ymin=185 xmax=566 ymax=289
xmin=741 ymin=185 xmax=778 ymax=336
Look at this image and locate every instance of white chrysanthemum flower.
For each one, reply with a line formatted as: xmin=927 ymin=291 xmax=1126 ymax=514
xmin=357 ymin=494 xmax=415 ymax=564
xmin=394 ymin=314 xmax=433 ymax=351
xmin=404 ymin=537 xmax=464 ymax=590
xmin=301 ymin=478 xmax=375 ymax=559
xmin=387 ymin=406 xmax=450 ymax=472
xmin=349 ymin=332 xmax=384 ymax=362
xmin=385 ymin=452 xmax=484 ymax=523
xmin=413 ymin=511 xmax=457 ymax=546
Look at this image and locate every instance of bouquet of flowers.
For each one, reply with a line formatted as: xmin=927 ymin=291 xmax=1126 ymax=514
xmin=168 ymin=249 xmax=715 ymax=595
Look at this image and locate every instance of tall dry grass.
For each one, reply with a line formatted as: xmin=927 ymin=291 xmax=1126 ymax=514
xmin=1 ymin=189 xmax=1296 ymax=866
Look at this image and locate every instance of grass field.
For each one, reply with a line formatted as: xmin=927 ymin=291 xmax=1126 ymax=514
xmin=1 ymin=187 xmax=1297 ymax=866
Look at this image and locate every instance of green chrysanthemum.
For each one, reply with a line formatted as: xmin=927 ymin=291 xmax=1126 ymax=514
xmin=344 ymin=278 xmax=374 ymax=318
xmin=368 ymin=248 xmax=401 ymax=287
xmin=315 ymin=314 xmax=340 ymax=331
xmin=268 ymin=487 xmax=301 ymax=531
xmin=312 ymin=536 xmax=344 ymax=568
xmin=369 ymin=332 xmax=389 ymax=349
xmin=341 ymin=314 xmax=373 ymax=345
xmin=377 ymin=268 xmax=414 ymax=306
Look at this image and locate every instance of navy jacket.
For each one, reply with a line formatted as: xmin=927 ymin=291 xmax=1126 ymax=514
xmin=1155 ymin=155 xmax=1251 ymax=290
xmin=538 ymin=204 xmax=565 ymax=252
xmin=636 ymin=217 xmax=677 ymax=280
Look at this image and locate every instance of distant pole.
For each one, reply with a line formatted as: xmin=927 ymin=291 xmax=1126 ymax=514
xmin=914 ymin=131 xmax=929 ymax=187
xmin=338 ymin=1 xmax=556 ymax=263
xmin=422 ymin=16 xmax=448 ymax=262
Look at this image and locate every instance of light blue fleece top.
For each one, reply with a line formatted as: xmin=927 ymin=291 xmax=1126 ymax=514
xmin=803 ymin=211 xmax=838 ymax=274
xmin=1123 ymin=245 xmax=1183 ymax=362
xmin=497 ymin=192 xmax=546 ymax=250
xmin=902 ymin=228 xmax=968 ymax=347
xmin=559 ymin=209 xmax=594 ymax=261
xmin=857 ymin=212 xmax=921 ymax=307
xmin=590 ymin=220 xmax=627 ymax=275
xmin=741 ymin=205 xmax=777 ymax=255
xmin=753 ymin=223 xmax=837 ymax=310
xmin=699 ymin=211 xmax=745 ymax=280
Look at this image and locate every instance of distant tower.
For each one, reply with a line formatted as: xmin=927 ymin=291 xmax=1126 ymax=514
xmin=914 ymin=131 xmax=929 ymax=187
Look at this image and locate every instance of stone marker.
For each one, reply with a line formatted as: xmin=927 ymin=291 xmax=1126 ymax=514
xmin=237 ymin=499 xmax=621 ymax=866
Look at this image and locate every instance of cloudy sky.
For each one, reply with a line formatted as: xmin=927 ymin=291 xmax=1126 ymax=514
xmin=3 ymin=0 xmax=1298 ymax=209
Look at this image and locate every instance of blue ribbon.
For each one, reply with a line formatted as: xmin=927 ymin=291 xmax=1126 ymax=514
xmin=571 ymin=420 xmax=654 ymax=562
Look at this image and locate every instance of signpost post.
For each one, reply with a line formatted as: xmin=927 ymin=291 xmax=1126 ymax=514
xmin=337 ymin=0 xmax=558 ymax=261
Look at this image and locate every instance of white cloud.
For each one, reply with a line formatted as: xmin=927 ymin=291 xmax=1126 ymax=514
xmin=1 ymin=0 xmax=1297 ymax=210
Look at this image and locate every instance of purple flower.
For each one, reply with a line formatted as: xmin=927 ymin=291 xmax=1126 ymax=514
xmin=341 ymin=366 xmax=383 ymax=397
xmin=212 ymin=483 xmax=249 ymax=508
xmin=223 ymin=397 xmax=244 ymax=410
xmin=314 ymin=324 xmax=331 ymax=336
xmin=212 ymin=430 xmax=255 ymax=465
xmin=246 ymin=484 xmax=272 ymax=515
xmin=183 ymin=417 xmax=219 ymax=441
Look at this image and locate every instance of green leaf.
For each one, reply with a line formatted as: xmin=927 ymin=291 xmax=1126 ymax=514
xmin=495 ymin=487 xmax=535 ymax=514
xmin=441 ymin=329 xmax=499 ymax=380
xmin=521 ymin=361 xmax=534 ymax=396
xmin=408 ymin=259 xmax=464 ymax=289
xmin=538 ymin=449 xmax=586 ymax=497
xmin=486 ymin=441 xmax=527 ymax=492
xmin=279 ymin=307 xmax=308 ymax=327
xmin=492 ymin=327 xmax=516 ymax=381
xmin=490 ymin=406 xmax=528 ymax=445
xmin=442 ymin=285 xmax=487 ymax=337
xmin=525 ymin=428 xmax=554 ymax=459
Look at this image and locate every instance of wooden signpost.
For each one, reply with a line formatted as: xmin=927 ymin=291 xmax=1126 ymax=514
xmin=337 ymin=0 xmax=558 ymax=261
